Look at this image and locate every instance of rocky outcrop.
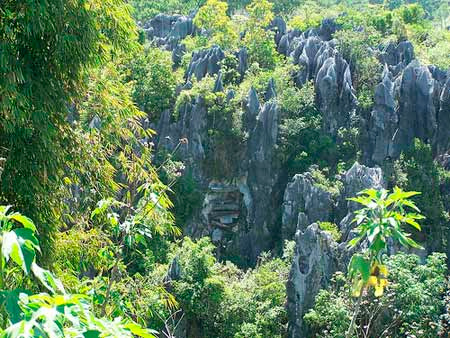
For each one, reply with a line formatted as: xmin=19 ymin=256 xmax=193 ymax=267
xmin=234 ymin=48 xmax=249 ymax=80
xmin=366 ymin=54 xmax=449 ymax=164
xmin=270 ymin=16 xmax=287 ymax=45
xmin=155 ymin=77 xmax=283 ymax=264
xmin=316 ymin=54 xmax=356 ymax=134
xmin=274 ymin=18 xmax=357 ymax=136
xmin=156 ymin=97 xmax=207 ymax=178
xmin=287 ymin=223 xmax=341 ymax=338
xmin=185 ymin=46 xmax=225 ymax=81
xmin=242 ymin=98 xmax=281 ymax=261
xmin=281 ymin=173 xmax=333 ymax=240
xmin=437 ymin=77 xmax=450 ymax=155
xmin=150 ymin=11 xmax=448 ymax=269
xmin=286 ymin=162 xmax=384 ymax=338
xmin=379 ymin=40 xmax=415 ymax=76
xmin=143 ymin=14 xmax=195 ymax=50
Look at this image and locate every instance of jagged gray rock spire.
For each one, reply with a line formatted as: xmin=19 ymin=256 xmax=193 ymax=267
xmin=281 ymin=172 xmax=333 ymax=240
xmin=274 ymin=18 xmax=357 ymax=136
xmin=286 ymin=162 xmax=384 ymax=338
xmin=365 ymin=49 xmax=449 ymax=165
xmin=185 ymin=46 xmax=225 ymax=81
xmin=142 ymin=14 xmax=195 ymax=50
xmin=315 ymin=54 xmax=357 ymax=134
xmin=287 ymin=222 xmax=339 ymax=338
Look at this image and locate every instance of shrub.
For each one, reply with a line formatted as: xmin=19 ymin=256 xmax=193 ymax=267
xmin=318 ymin=222 xmax=342 ymax=242
xmin=128 ymin=46 xmax=178 ymax=121
xmin=242 ymin=0 xmax=280 ymax=69
xmin=305 ymin=252 xmax=448 ymax=338
xmin=392 ymin=139 xmax=449 ymax=252
xmin=194 ymin=0 xmax=238 ymax=50
xmin=168 ymin=238 xmax=292 ymax=337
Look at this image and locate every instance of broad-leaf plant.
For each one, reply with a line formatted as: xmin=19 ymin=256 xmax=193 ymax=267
xmin=345 ymin=187 xmax=425 ymax=337
xmin=0 ymin=206 xmax=155 ymax=337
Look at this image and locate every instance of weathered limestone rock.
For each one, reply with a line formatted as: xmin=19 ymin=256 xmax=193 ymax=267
xmin=366 ymin=65 xmax=398 ymax=164
xmin=282 ymin=173 xmax=333 ymax=240
xmin=143 ymin=14 xmax=195 ymax=50
xmin=274 ymin=20 xmax=356 ymax=136
xmin=155 ymin=96 xmax=207 ymax=178
xmin=186 ymin=46 xmax=225 ymax=81
xmin=270 ymin=16 xmax=287 ymax=45
xmin=365 ymin=54 xmax=449 ymax=165
xmin=437 ymin=77 xmax=450 ymax=155
xmin=287 ymin=223 xmax=341 ymax=338
xmin=286 ymin=162 xmax=384 ymax=338
xmin=236 ymin=48 xmax=249 ymax=79
xmin=315 ymin=54 xmax=357 ymax=134
xmin=213 ymin=71 xmax=224 ymax=92
xmin=243 ymin=100 xmax=281 ymax=261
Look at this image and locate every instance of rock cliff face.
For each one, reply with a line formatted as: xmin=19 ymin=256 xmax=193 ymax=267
xmin=364 ymin=43 xmax=449 ymax=165
xmin=155 ymin=78 xmax=282 ymax=264
xmin=285 ymin=162 xmax=384 ymax=337
xmin=150 ymin=13 xmax=449 ymax=261
xmin=144 ymin=12 xmax=449 ymax=335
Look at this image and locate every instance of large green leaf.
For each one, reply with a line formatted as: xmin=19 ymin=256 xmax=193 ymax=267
xmin=0 ymin=289 xmax=30 ymax=324
xmin=7 ymin=213 xmax=37 ymax=232
xmin=31 ymin=263 xmax=65 ymax=294
xmin=348 ymin=254 xmax=370 ymax=282
xmin=1 ymin=230 xmax=36 ymax=275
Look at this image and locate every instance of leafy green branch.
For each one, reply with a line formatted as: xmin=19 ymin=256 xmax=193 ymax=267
xmin=0 ymin=206 xmax=155 ymax=337
xmin=345 ymin=187 xmax=425 ymax=338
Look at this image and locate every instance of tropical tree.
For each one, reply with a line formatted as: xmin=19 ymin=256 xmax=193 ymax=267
xmin=345 ymin=187 xmax=424 ymax=337
xmin=0 ymin=0 xmax=139 ymax=253
xmin=194 ymin=0 xmax=238 ymax=49
xmin=242 ymin=0 xmax=279 ymax=69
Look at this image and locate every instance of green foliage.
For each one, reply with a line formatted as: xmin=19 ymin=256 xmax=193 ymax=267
xmin=170 ymin=237 xmax=222 ymax=335
xmin=415 ymin=28 xmax=450 ymax=69
xmin=305 ymin=252 xmax=448 ymax=338
xmin=53 ymin=228 xmax=113 ymax=288
xmin=242 ymin=0 xmax=280 ymax=69
xmin=2 ymin=293 xmax=156 ymax=338
xmin=396 ymin=3 xmax=426 ymax=24
xmin=318 ymin=222 xmax=342 ymax=242
xmin=392 ymin=139 xmax=449 ymax=252
xmin=130 ymin=0 xmax=206 ymax=22
xmin=278 ymin=81 xmax=356 ymax=177
xmin=347 ymin=187 xmax=424 ymax=300
xmin=0 ymin=207 xmax=153 ymax=337
xmin=169 ymin=238 xmax=292 ymax=337
xmin=194 ymin=0 xmax=238 ymax=50
xmin=220 ymin=53 xmax=242 ymax=86
xmin=0 ymin=206 xmax=64 ymax=294
xmin=344 ymin=187 xmax=425 ymax=338
xmin=310 ymin=167 xmax=343 ymax=197
xmin=348 ymin=188 xmax=424 ymax=253
xmin=0 ymin=0 xmax=138 ymax=254
xmin=128 ymin=47 xmax=178 ymax=121
xmin=288 ymin=1 xmax=330 ymax=31
xmin=204 ymin=94 xmax=245 ymax=179
xmin=303 ymin=273 xmax=350 ymax=338
xmin=334 ymin=27 xmax=383 ymax=110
